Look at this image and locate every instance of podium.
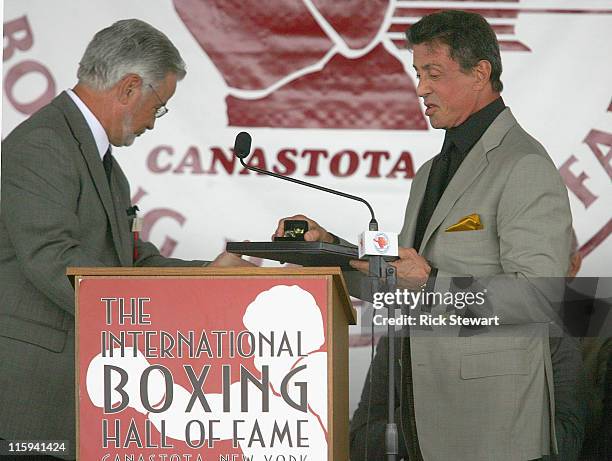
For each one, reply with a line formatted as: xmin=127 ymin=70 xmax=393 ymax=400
xmin=68 ymin=267 xmax=355 ymax=461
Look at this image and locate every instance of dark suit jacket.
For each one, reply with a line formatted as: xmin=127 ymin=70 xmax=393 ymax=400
xmin=0 ymin=92 xmax=205 ymax=457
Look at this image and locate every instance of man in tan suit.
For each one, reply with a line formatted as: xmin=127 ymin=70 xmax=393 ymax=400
xmin=275 ymin=10 xmax=573 ymax=461
xmin=0 ymin=19 xmax=247 ymax=460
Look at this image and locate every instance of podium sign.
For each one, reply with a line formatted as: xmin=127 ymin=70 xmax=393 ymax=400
xmin=71 ymin=267 xmax=354 ymax=461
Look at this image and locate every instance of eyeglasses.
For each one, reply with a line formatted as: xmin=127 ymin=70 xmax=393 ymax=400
xmin=148 ymin=84 xmax=168 ymax=118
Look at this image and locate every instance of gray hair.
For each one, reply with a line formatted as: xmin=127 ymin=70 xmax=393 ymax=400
xmin=77 ymin=19 xmax=186 ymax=90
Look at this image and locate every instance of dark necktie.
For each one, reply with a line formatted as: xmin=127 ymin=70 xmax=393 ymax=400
xmin=413 ymin=138 xmax=454 ymax=252
xmin=103 ymin=148 xmax=113 ymax=184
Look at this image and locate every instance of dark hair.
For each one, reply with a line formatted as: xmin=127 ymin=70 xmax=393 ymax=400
xmin=406 ymin=10 xmax=503 ymax=92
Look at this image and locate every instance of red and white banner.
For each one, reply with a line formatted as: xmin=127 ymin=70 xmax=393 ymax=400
xmin=77 ymin=276 xmax=329 ymax=460
xmin=2 ymin=0 xmax=610 ymax=275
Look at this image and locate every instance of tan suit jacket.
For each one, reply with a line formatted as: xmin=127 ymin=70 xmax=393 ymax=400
xmin=397 ymin=108 xmax=572 ymax=460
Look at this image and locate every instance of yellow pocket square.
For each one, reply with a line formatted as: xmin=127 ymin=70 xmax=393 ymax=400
xmin=445 ymin=214 xmax=483 ymax=232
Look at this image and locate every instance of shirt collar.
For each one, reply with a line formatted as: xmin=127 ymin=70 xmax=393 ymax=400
xmin=444 ymin=97 xmax=506 ymax=155
xmin=66 ymin=88 xmax=110 ymax=160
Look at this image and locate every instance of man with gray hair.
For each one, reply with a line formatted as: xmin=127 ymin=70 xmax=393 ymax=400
xmin=0 ymin=19 xmax=246 ymax=459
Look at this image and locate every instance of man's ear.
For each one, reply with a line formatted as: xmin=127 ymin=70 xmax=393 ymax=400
xmin=472 ymin=60 xmax=492 ymax=90
xmin=116 ymin=73 xmax=142 ymax=104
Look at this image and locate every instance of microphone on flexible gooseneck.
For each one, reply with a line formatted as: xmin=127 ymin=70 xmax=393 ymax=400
xmin=233 ymin=131 xmax=379 ymax=231
xmin=234 ymin=130 xmax=400 ymax=461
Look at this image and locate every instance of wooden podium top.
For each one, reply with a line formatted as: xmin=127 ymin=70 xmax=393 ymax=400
xmin=68 ymin=266 xmax=345 ymax=277
xmin=67 ymin=266 xmax=356 ymax=324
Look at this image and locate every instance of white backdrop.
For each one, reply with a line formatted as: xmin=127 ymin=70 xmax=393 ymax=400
xmin=2 ymin=0 xmax=612 ymax=413
xmin=2 ymin=0 xmax=610 ymax=275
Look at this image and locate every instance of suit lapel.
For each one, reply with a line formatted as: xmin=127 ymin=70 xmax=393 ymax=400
xmin=400 ymin=160 xmax=432 ymax=247
xmin=418 ymin=108 xmax=517 ymax=252
xmin=419 ymin=143 xmax=488 ymax=251
xmin=53 ymin=92 xmax=130 ymax=266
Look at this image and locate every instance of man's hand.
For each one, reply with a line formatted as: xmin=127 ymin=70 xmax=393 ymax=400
xmin=209 ymin=251 xmax=255 ymax=267
xmin=273 ymin=214 xmax=334 ymax=243
xmin=349 ymin=247 xmax=431 ymax=290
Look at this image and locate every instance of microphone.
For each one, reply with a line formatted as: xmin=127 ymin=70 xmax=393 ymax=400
xmin=234 ymin=131 xmax=252 ymax=159
xmin=233 ymin=131 xmax=380 ymax=231
xmin=234 ymin=131 xmax=401 ymax=461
